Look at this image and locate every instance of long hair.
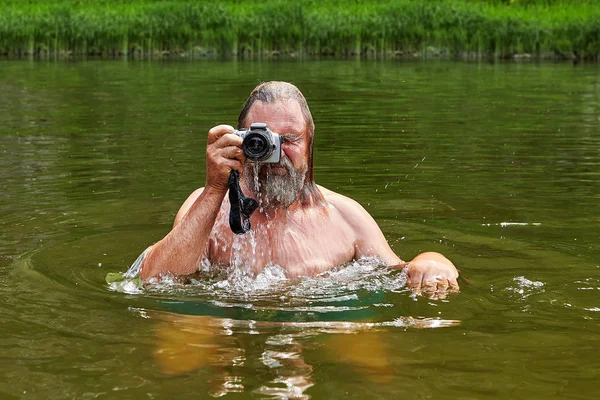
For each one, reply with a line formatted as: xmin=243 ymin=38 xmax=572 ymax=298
xmin=238 ymin=81 xmax=324 ymax=206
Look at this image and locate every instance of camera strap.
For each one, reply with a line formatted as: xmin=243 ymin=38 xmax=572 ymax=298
xmin=228 ymin=170 xmax=258 ymax=234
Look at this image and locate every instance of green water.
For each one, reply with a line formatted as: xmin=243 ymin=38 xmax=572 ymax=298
xmin=1 ymin=60 xmax=599 ymax=399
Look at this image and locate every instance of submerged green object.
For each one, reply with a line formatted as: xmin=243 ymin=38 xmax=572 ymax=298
xmin=105 ymin=246 xmax=150 ymax=291
xmin=105 ymin=271 xmax=143 ymax=292
xmin=105 ymin=272 xmax=126 ymax=284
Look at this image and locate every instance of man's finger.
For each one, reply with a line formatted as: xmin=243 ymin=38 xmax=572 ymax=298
xmin=407 ymin=268 xmax=423 ymax=290
xmin=222 ymin=159 xmax=244 ymax=174
xmin=437 ymin=278 xmax=449 ymax=292
xmin=208 ymin=125 xmax=235 ymax=144
xmin=219 ymin=146 xmax=244 ymax=161
xmin=214 ymin=132 xmax=243 ymax=149
xmin=448 ymin=279 xmax=460 ymax=292
xmin=421 ymin=280 xmax=437 ymax=295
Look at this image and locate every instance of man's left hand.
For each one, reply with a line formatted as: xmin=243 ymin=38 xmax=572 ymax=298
xmin=404 ymin=252 xmax=460 ymax=299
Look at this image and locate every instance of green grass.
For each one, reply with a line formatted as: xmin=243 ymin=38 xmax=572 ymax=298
xmin=0 ymin=0 xmax=598 ymax=59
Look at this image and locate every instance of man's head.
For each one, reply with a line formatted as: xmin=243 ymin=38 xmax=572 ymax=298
xmin=238 ymin=81 xmax=323 ymax=208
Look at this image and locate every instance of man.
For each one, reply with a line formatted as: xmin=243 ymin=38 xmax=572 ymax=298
xmin=138 ymin=81 xmax=459 ymax=295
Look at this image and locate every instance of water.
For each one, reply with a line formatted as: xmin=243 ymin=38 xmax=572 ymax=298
xmin=1 ymin=59 xmax=599 ymax=399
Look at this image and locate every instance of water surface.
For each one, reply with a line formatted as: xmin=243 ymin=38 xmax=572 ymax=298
xmin=1 ymin=60 xmax=599 ymax=399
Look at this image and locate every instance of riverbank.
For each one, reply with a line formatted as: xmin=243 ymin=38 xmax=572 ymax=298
xmin=0 ymin=0 xmax=598 ymax=60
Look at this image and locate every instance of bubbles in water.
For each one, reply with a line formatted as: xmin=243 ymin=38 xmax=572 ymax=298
xmin=110 ymin=256 xmax=411 ymax=313
xmin=108 ymin=279 xmax=143 ymax=295
xmin=505 ymin=276 xmax=545 ymax=301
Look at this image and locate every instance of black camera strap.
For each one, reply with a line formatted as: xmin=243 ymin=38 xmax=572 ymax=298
xmin=228 ymin=170 xmax=258 ymax=234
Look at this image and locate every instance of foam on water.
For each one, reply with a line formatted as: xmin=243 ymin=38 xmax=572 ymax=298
xmin=114 ymin=256 xmax=406 ymax=297
xmin=108 ymin=255 xmax=421 ymax=324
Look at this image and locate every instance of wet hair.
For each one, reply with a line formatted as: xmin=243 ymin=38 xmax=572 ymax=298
xmin=238 ymin=81 xmax=324 ymax=206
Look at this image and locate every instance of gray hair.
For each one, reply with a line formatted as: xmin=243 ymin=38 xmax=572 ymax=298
xmin=238 ymin=81 xmax=323 ymax=206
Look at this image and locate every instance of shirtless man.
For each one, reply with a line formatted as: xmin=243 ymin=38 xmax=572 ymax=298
xmin=138 ymin=81 xmax=459 ymax=295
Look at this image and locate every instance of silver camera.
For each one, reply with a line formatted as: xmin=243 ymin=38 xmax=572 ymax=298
xmin=233 ymin=122 xmax=283 ymax=163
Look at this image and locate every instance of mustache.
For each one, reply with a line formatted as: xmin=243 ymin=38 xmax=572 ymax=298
xmin=256 ymin=155 xmax=294 ymax=174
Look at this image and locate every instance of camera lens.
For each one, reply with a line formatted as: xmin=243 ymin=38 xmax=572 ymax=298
xmin=242 ymin=132 xmax=272 ymax=160
xmin=246 ymin=137 xmax=266 ymax=155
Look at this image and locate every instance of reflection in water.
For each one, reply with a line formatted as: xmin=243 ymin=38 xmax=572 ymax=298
xmin=255 ymin=333 xmax=314 ymax=400
xmin=152 ymin=313 xmax=313 ymax=398
xmin=119 ymin=256 xmax=461 ymax=397
xmin=149 ymin=311 xmax=459 ymax=398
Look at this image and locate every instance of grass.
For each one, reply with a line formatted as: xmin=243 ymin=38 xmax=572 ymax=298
xmin=0 ymin=0 xmax=598 ymax=60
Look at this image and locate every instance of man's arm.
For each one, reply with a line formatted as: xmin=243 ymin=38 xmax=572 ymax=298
xmin=330 ymin=192 xmax=459 ymax=295
xmin=139 ymin=125 xmax=245 ymax=281
xmin=139 ymin=187 xmax=224 ymax=281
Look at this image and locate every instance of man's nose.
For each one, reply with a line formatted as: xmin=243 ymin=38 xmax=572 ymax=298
xmin=280 ymin=146 xmax=291 ymax=160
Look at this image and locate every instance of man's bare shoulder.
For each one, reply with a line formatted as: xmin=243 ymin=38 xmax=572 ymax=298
xmin=174 ymin=187 xmax=205 ymax=227
xmin=317 ymin=185 xmax=369 ymax=221
xmin=317 ymin=185 xmax=401 ymax=265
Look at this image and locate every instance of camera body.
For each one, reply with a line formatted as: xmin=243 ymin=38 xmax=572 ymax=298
xmin=233 ymin=122 xmax=283 ymax=163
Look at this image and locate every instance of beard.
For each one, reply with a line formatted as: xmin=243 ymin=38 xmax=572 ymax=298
xmin=243 ymin=156 xmax=307 ymax=209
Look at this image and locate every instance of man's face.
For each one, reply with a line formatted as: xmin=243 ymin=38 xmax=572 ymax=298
xmin=242 ymin=99 xmax=310 ymax=208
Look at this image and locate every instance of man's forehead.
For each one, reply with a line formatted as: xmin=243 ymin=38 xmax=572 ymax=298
xmin=245 ymin=99 xmax=306 ymax=134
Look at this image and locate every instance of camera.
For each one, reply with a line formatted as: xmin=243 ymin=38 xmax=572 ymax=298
xmin=233 ymin=122 xmax=283 ymax=163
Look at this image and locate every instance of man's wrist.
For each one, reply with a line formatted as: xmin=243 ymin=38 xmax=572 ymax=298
xmin=202 ymin=184 xmax=228 ymax=202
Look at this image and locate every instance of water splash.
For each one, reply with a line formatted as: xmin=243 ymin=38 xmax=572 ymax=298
xmin=109 ymin=257 xmax=415 ymax=322
xmin=229 ymin=229 xmax=258 ymax=281
xmin=505 ymin=276 xmax=545 ymax=301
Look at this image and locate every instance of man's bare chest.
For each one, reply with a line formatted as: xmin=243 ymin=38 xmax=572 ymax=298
xmin=207 ymin=210 xmax=355 ymax=277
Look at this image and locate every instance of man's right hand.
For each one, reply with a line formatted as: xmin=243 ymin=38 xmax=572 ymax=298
xmin=205 ymin=125 xmax=246 ymax=192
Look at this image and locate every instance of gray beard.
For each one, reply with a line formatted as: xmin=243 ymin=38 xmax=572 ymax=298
xmin=243 ymin=156 xmax=307 ymax=209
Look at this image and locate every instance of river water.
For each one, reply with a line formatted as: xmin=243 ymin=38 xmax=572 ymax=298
xmin=0 ymin=60 xmax=599 ymax=399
